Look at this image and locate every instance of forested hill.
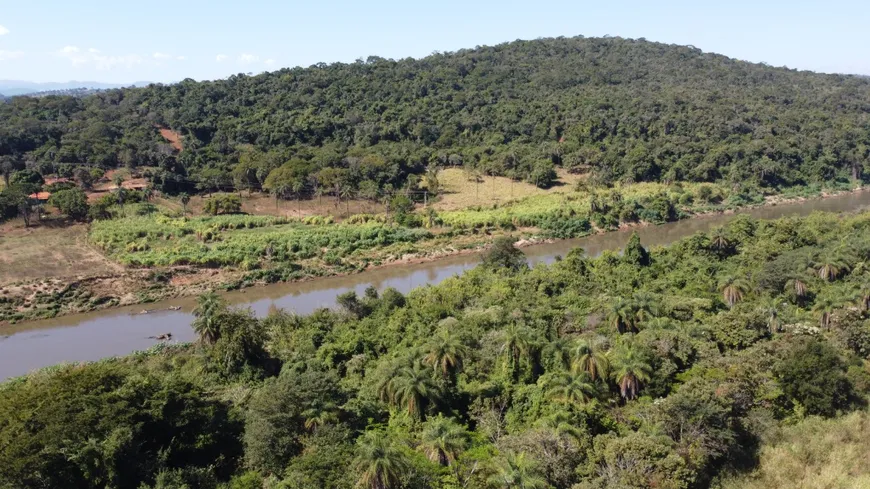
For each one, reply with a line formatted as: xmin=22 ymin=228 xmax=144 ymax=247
xmin=2 ymin=36 xmax=870 ymax=195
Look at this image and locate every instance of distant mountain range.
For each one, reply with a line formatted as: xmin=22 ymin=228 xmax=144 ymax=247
xmin=0 ymin=80 xmax=154 ymax=97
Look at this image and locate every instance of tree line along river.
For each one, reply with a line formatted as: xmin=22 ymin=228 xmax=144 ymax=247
xmin=2 ymin=190 xmax=870 ymax=380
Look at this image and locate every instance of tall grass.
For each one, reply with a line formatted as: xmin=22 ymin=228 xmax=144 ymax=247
xmin=716 ymin=411 xmax=870 ymax=489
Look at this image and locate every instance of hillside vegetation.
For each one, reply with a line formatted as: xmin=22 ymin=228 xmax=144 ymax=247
xmin=2 ymin=36 xmax=869 ymax=201
xmin=717 ymin=411 xmax=870 ymax=489
xmin=4 ymin=210 xmax=870 ymax=488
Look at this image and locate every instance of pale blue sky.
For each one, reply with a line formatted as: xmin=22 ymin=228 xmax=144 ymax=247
xmin=0 ymin=0 xmax=867 ymax=83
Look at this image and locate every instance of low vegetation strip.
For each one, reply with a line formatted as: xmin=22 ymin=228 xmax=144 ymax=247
xmin=89 ymin=214 xmax=432 ymax=268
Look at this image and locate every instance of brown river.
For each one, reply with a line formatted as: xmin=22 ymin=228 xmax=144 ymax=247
xmin=3 ymin=191 xmax=870 ymax=380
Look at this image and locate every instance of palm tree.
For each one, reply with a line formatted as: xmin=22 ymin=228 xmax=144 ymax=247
xmin=544 ymin=371 xmax=598 ymax=407
xmin=571 ymin=338 xmax=609 ymax=381
xmin=786 ymin=276 xmax=810 ymax=299
xmin=534 ymin=412 xmax=586 ymax=443
xmin=499 ymin=324 xmax=535 ymax=378
xmin=812 ymin=295 xmax=839 ymax=329
xmin=418 ymin=414 xmax=468 ymax=467
xmin=758 ymin=296 xmax=783 ymax=333
xmin=388 ymin=365 xmax=441 ymax=419
xmin=486 ymin=452 xmax=548 ymax=489
xmin=710 ymin=227 xmax=730 ymax=253
xmin=422 ymin=329 xmax=469 ymax=378
xmin=631 ymin=291 xmax=661 ymax=325
xmin=816 ymin=253 xmax=850 ymax=282
xmin=852 ymin=284 xmax=870 ymax=312
xmin=354 ymin=432 xmax=410 ymax=489
xmin=606 ymin=298 xmax=635 ymax=334
xmin=719 ymin=276 xmax=749 ymax=308
xmin=191 ymin=291 xmax=227 ymax=344
xmin=302 ymin=402 xmax=340 ymax=432
xmin=542 ymin=337 xmax=573 ymax=371
xmin=611 ymin=340 xmax=652 ymax=401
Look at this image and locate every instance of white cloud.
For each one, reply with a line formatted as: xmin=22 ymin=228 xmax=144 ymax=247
xmin=0 ymin=50 xmax=24 ymax=61
xmin=238 ymin=53 xmax=259 ymax=64
xmin=264 ymin=58 xmax=276 ymax=67
xmin=57 ymin=45 xmax=143 ymax=71
xmin=216 ymin=54 xmax=228 ymax=62
xmin=0 ymin=25 xmax=9 ymax=36
xmin=153 ymin=52 xmax=172 ymax=60
xmin=176 ymin=55 xmax=186 ymax=61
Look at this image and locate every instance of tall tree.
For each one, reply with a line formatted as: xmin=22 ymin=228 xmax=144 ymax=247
xmin=353 ymin=433 xmax=410 ymax=489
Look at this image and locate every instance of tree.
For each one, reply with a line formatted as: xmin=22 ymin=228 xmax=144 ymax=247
xmin=483 ymin=237 xmax=527 ymax=272
xmin=10 ymin=169 xmax=44 ymax=187
xmin=383 ymin=365 xmax=441 ymax=419
xmin=611 ymin=339 xmax=652 ymax=401
xmin=207 ymin=308 xmax=269 ymax=376
xmin=710 ymin=227 xmax=729 ymax=252
xmin=353 ymin=432 xmax=410 ymax=489
xmin=204 ymin=194 xmax=242 ymax=215
xmin=758 ymin=296 xmax=783 ymax=333
xmin=0 ymin=184 xmax=37 ymax=227
xmin=180 ymin=193 xmax=190 ymax=213
xmin=812 ymin=295 xmax=839 ymax=329
xmin=499 ymin=324 xmax=535 ymax=378
xmin=816 ymin=253 xmax=850 ymax=282
xmin=623 ymin=232 xmax=650 ymax=267
xmin=49 ymin=188 xmax=89 ymax=221
xmin=719 ymin=276 xmax=749 ymax=308
xmin=631 ymin=291 xmax=661 ymax=325
xmin=606 ymin=298 xmax=636 ymax=334
xmin=302 ymin=401 xmax=340 ymax=432
xmin=571 ymin=338 xmax=610 ymax=381
xmin=544 ymin=371 xmax=598 ymax=407
xmin=418 ymin=415 xmax=468 ymax=466
xmin=192 ymin=291 xmax=228 ymax=344
xmin=786 ymin=276 xmax=809 ymax=300
xmin=422 ymin=328 xmax=469 ymax=379
xmin=774 ymin=338 xmax=854 ymax=416
xmin=486 ymin=452 xmax=548 ymax=489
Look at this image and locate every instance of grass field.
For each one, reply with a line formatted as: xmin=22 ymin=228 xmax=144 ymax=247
xmin=0 ymin=222 xmax=119 ymax=286
xmin=432 ymin=168 xmax=585 ymax=211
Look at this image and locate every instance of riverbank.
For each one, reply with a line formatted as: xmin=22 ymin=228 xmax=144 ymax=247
xmin=1 ymin=183 xmax=866 ymax=325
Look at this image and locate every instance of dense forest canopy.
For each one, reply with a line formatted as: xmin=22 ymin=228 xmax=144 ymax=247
xmin=4 ymin=211 xmax=870 ymax=489
xmin=2 ymin=36 xmax=870 ymax=197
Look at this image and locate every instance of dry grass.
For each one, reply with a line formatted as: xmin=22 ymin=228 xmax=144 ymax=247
xmin=717 ymin=411 xmax=870 ymax=489
xmin=152 ymin=192 xmax=385 ymax=219
xmin=0 ymin=221 xmax=120 ymax=285
xmin=432 ymin=168 xmax=585 ymax=211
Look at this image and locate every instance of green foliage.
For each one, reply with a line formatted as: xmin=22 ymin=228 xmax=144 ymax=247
xmin=89 ymin=214 xmax=431 ymax=268
xmin=0 ymin=363 xmax=242 ymax=489
xmin=203 ymin=194 xmax=242 ymax=215
xmin=774 ymin=338 xmax=855 ymax=417
xmin=482 ymin=237 xmax=527 ymax=272
xmin=9 ymin=210 xmax=870 ymax=488
xmin=49 ymin=187 xmax=90 ymax=221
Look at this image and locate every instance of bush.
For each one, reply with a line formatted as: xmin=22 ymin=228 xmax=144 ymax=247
xmin=774 ymin=338 xmax=855 ymax=417
xmin=204 ymin=194 xmax=243 ymax=215
xmin=482 ymin=236 xmax=527 ymax=271
xmin=49 ymin=188 xmax=90 ymax=221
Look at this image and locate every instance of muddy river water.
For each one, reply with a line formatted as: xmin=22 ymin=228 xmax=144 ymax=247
xmin=3 ymin=191 xmax=870 ymax=380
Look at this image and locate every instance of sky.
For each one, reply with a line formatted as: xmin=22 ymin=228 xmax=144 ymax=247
xmin=0 ymin=0 xmax=868 ymax=84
